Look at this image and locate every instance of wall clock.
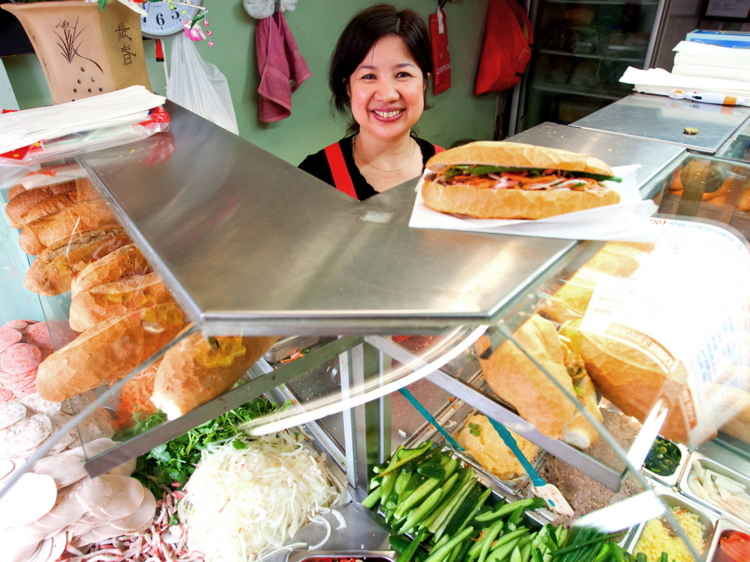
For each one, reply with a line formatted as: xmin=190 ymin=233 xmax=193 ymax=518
xmin=141 ymin=0 xmax=203 ymax=38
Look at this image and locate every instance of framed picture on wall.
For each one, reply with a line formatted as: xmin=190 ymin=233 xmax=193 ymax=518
xmin=701 ymin=0 xmax=750 ymax=21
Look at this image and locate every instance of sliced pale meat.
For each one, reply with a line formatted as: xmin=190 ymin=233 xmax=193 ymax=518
xmin=28 ymin=537 xmax=53 ymax=562
xmin=107 ymin=456 xmax=137 ymax=477
xmin=77 ymin=528 xmax=105 ymax=546
xmin=80 ymin=437 xmax=116 ymax=457
xmin=24 ymin=323 xmax=53 ymax=350
xmin=2 ymin=526 xmax=47 ymax=562
xmin=110 ymin=487 xmax=156 ymax=531
xmin=0 ymin=458 xmax=14 ymax=480
xmin=47 ymin=533 xmax=67 ymax=562
xmin=35 ymin=487 xmax=86 ymax=527
xmin=34 ymin=450 xmax=87 ymax=488
xmin=0 ymin=472 xmax=57 ymax=527
xmin=77 ymin=407 xmax=114 ymax=443
xmin=0 ymin=414 xmax=51 ymax=457
xmin=0 ymin=402 xmax=26 ymax=430
xmin=2 ymin=321 xmax=27 ymax=331
xmin=19 ymin=394 xmax=60 ymax=416
xmin=99 ymin=475 xmax=144 ymax=518
xmin=90 ymin=522 xmax=123 ymax=541
xmin=0 ymin=388 xmax=15 ymax=401
xmin=1 ymin=344 xmax=42 ymax=375
xmin=61 ymin=391 xmax=95 ymax=415
xmin=73 ymin=476 xmax=112 ymax=511
xmin=0 ymin=328 xmax=23 ymax=354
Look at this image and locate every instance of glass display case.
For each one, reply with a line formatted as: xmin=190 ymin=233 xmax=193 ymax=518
xmin=2 ymin=106 xmax=750 ymax=562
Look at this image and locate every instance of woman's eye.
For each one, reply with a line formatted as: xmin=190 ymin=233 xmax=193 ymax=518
xmin=361 ymin=73 xmax=376 ymax=80
xmin=397 ymin=72 xmax=413 ymax=78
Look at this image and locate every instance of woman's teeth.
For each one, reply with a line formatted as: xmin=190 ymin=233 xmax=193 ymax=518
xmin=374 ymin=109 xmax=402 ymax=118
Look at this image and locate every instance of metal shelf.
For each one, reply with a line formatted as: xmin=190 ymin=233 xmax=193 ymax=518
xmin=532 ymin=82 xmax=628 ymax=101
xmin=538 ymin=48 xmax=643 ymax=64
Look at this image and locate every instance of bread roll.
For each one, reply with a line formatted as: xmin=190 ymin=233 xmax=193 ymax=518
xmin=427 ymin=142 xmax=614 ymax=176
xmin=38 ymin=199 xmax=117 ymax=247
xmin=542 ymin=242 xmax=653 ymax=323
xmin=19 ymin=213 xmax=59 ymax=255
xmin=476 ymin=314 xmax=601 ymax=447
xmin=151 ymin=333 xmax=277 ymax=419
xmin=69 ymin=273 xmax=174 ymax=332
xmin=21 ymin=183 xmax=99 ymax=225
xmin=71 ymin=244 xmax=151 ymax=297
xmin=5 ymin=180 xmax=78 ymax=227
xmin=456 ymin=414 xmax=540 ymax=481
xmin=24 ymin=228 xmax=131 ymax=296
xmin=421 ymin=182 xmax=620 ymax=220
xmin=579 ymin=329 xmax=712 ymax=444
xmin=36 ymin=302 xmax=187 ymax=402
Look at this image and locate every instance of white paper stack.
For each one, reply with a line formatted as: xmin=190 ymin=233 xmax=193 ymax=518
xmin=0 ymin=86 xmax=166 ymax=155
xmin=673 ymin=41 xmax=750 ymax=82
xmin=620 ymin=66 xmax=750 ymax=98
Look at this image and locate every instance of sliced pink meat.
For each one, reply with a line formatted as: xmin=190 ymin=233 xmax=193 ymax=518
xmin=24 ymin=324 xmax=52 ymax=350
xmin=0 ymin=329 xmax=22 ymax=354
xmin=2 ymin=321 xmax=26 ymax=331
xmin=1 ymin=344 xmax=42 ymax=375
xmin=0 ymin=389 xmax=14 ymax=401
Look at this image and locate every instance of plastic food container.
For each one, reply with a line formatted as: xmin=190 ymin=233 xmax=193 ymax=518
xmin=288 ymin=552 xmax=397 ymax=562
xmin=679 ymin=453 xmax=750 ymax=529
xmin=644 ymin=441 xmax=691 ymax=488
xmin=628 ymin=485 xmax=717 ymax=560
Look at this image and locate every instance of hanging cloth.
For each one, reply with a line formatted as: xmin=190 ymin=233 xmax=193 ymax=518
xmin=256 ymin=12 xmax=311 ymax=122
xmin=474 ymin=0 xmax=533 ymax=95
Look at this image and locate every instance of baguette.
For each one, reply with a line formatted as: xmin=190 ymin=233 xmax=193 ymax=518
xmin=476 ymin=314 xmax=601 ymax=448
xmin=151 ymin=333 xmax=277 ymax=419
xmin=21 ymin=183 xmax=99 ymax=225
xmin=5 ymin=180 xmax=78 ymax=227
xmin=422 ymin=141 xmax=620 ymax=220
xmin=38 ymin=199 xmax=118 ymax=247
xmin=69 ymin=273 xmax=174 ymax=332
xmin=8 ymin=163 xmax=84 ymax=199
xmin=36 ymin=302 xmax=187 ymax=402
xmin=71 ymin=244 xmax=151 ymax=297
xmin=18 ymin=213 xmax=59 ymax=255
xmin=24 ymin=228 xmax=131 ymax=296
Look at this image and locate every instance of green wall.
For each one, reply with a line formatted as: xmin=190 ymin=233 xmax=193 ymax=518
xmin=4 ymin=0 xmax=496 ymax=165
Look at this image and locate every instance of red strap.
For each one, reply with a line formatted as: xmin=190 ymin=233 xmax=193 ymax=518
xmin=433 ymin=144 xmax=445 ymax=154
xmin=324 ymin=142 xmax=358 ymax=199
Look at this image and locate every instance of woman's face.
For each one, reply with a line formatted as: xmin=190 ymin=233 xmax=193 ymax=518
xmin=348 ymin=35 xmax=426 ymax=142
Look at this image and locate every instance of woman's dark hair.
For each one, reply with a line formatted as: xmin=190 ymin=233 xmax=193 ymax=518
xmin=329 ymin=4 xmax=433 ymax=134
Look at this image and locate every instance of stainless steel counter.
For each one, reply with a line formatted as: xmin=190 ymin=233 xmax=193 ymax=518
xmin=572 ymin=93 xmax=750 ymax=154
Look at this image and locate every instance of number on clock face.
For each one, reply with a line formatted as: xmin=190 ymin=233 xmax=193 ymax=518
xmin=141 ymin=1 xmax=202 ymax=38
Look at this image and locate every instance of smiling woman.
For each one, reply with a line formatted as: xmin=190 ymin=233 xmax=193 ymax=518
xmin=298 ymin=4 xmax=444 ymax=201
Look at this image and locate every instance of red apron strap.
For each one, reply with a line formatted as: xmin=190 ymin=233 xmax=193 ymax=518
xmin=324 ymin=142 xmax=358 ymax=199
xmin=433 ymin=144 xmax=445 ymax=154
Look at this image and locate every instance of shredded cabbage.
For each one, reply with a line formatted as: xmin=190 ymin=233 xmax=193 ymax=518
xmin=178 ymin=432 xmax=341 ymax=562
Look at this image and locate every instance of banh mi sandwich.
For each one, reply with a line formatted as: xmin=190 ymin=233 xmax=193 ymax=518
xmin=476 ymin=314 xmax=602 ymax=449
xmin=422 ymin=142 xmax=621 ymax=219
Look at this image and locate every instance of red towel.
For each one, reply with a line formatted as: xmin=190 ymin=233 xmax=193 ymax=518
xmin=256 ymin=12 xmax=311 ymax=123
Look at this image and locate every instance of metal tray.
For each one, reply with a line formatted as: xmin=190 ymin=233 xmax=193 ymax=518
xmin=628 ymin=484 xmax=718 ymax=559
xmin=289 ymin=551 xmax=396 ymax=562
xmin=679 ymin=452 xmax=750 ymax=529
xmin=265 ymin=336 xmax=324 ymax=363
xmin=643 ymin=441 xmax=691 ymax=489
xmin=705 ymin=518 xmax=750 ymax=562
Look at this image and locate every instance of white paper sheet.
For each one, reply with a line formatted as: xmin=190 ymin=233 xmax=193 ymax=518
xmin=408 ymin=165 xmax=659 ymax=241
xmin=620 ymin=66 xmax=750 ymax=96
xmin=0 ymin=86 xmax=165 ymax=154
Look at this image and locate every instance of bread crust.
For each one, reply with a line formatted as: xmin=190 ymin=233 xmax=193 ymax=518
xmin=477 ymin=315 xmax=579 ymax=440
xmin=71 ymin=244 xmax=151 ymax=297
xmin=38 ymin=200 xmax=117 ymax=247
xmin=426 ymin=142 xmax=614 ymax=176
xmin=36 ymin=302 xmax=187 ymax=402
xmin=21 ymin=182 xmax=99 ymax=226
xmin=5 ymin=180 xmax=78 ymax=227
xmin=19 ymin=213 xmax=59 ymax=255
xmin=69 ymin=273 xmax=174 ymax=332
xmin=24 ymin=228 xmax=131 ymax=296
xmin=422 ymin=180 xmax=620 ymax=220
xmin=150 ymin=333 xmax=277 ymax=419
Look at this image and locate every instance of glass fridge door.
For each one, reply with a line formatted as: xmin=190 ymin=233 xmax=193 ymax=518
xmin=517 ymin=0 xmax=660 ymax=132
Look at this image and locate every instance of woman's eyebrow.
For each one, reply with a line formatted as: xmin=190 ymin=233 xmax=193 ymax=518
xmin=356 ymin=62 xmax=417 ymax=72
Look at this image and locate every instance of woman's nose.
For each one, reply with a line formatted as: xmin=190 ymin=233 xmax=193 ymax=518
xmin=375 ymin=79 xmax=399 ymax=101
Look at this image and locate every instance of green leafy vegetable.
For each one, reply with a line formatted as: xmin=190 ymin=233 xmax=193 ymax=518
xmin=128 ymin=397 xmax=277 ymax=496
xmin=468 ymin=423 xmax=481 ymax=437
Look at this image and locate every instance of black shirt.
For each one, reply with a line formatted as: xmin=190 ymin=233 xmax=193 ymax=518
xmin=298 ymin=135 xmax=439 ymax=201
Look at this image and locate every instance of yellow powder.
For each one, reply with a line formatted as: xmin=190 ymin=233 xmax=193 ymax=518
xmin=634 ymin=506 xmax=706 ymax=562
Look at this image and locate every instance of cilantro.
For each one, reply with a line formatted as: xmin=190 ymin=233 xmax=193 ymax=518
xmin=127 ymin=396 xmax=277 ymax=496
xmin=469 ymin=423 xmax=481 ymax=437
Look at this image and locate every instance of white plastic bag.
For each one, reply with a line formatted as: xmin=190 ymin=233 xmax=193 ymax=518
xmin=166 ymin=34 xmax=239 ymax=134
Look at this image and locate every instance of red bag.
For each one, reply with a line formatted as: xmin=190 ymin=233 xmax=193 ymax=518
xmin=429 ymin=8 xmax=451 ymax=95
xmin=475 ymin=0 xmax=533 ymax=95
